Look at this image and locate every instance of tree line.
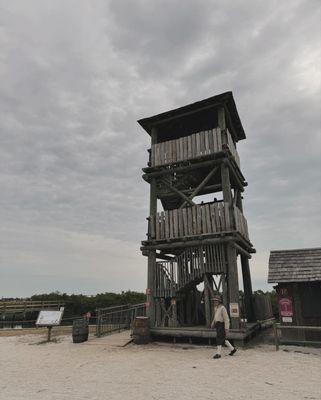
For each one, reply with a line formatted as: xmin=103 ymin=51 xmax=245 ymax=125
xmin=30 ymin=290 xmax=146 ymax=319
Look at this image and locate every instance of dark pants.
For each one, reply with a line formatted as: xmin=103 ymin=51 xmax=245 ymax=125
xmin=215 ymin=321 xmax=226 ymax=346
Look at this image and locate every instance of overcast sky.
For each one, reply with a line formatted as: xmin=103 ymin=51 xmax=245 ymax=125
xmin=0 ymin=0 xmax=320 ymax=297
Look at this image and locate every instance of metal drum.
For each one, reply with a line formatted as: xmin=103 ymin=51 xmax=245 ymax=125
xmin=72 ymin=319 xmax=89 ymax=343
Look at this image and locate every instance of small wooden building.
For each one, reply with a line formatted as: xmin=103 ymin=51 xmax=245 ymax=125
xmin=268 ymin=248 xmax=321 ymax=344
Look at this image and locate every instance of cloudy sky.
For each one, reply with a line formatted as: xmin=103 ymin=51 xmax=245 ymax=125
xmin=0 ymin=0 xmax=320 ymax=297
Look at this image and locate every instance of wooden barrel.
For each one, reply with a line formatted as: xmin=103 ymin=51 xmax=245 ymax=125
xmin=72 ymin=319 xmax=89 ymax=343
xmin=132 ymin=316 xmax=150 ymax=344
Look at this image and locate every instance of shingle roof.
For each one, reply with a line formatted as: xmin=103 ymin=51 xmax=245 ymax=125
xmin=137 ymin=91 xmax=246 ymax=141
xmin=268 ymin=247 xmax=321 ymax=283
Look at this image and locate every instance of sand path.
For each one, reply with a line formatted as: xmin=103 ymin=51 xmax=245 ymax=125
xmin=0 ymin=332 xmax=320 ymax=400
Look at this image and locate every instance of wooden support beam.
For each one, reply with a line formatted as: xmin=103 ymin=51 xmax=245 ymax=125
xmin=204 ymin=273 xmax=215 ymax=299
xmin=143 ymin=158 xmax=223 ymax=181
xmin=161 ymin=178 xmax=195 ymax=206
xmin=218 ymin=107 xmax=227 ymax=145
xmin=147 ymin=126 xmax=158 ymax=327
xmin=141 ymin=236 xmax=233 ymax=251
xmin=159 ymin=184 xmax=223 ymax=199
xmin=240 ymin=255 xmax=255 ymax=322
xmin=224 ymin=105 xmax=239 ymax=143
xmin=226 ymin=244 xmax=240 ymax=329
xmin=204 ymin=283 xmax=211 ymax=328
xmin=226 ymin=158 xmax=245 ymax=189
xmin=233 ymin=242 xmax=252 ymax=259
xmin=156 ymin=252 xmax=175 ymax=261
xmin=179 ymin=166 xmax=219 ymax=209
xmin=221 ymin=161 xmax=232 ymax=204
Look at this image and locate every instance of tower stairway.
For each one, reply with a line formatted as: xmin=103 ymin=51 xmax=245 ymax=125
xmin=155 ymin=243 xmax=226 ymax=298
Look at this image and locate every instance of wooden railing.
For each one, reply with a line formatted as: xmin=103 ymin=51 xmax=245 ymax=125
xmin=149 ymin=202 xmax=249 ymax=242
xmin=155 ymin=244 xmax=226 ymax=297
xmin=151 ymin=128 xmax=240 ymax=168
xmin=96 ymin=304 xmax=146 ymax=337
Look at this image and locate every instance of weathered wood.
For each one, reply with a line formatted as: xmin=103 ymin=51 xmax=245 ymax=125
xmin=179 ymin=166 xmax=219 ymax=209
xmin=241 ymin=255 xmax=255 ymax=322
xmin=226 ymin=244 xmax=240 ymax=329
xmin=161 ymin=179 xmax=195 ymax=206
xmin=218 ymin=107 xmax=227 ymax=145
xmin=204 ymin=277 xmax=212 ymax=327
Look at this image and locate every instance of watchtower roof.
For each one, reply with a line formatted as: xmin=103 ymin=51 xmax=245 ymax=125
xmin=268 ymin=247 xmax=321 ymax=283
xmin=138 ymin=91 xmax=246 ymax=142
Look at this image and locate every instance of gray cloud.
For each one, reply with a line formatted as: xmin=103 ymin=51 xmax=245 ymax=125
xmin=0 ymin=0 xmax=320 ymax=296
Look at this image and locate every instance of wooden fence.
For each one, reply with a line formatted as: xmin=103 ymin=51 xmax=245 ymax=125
xmin=151 ymin=128 xmax=240 ymax=168
xmin=273 ymin=323 xmax=321 ymax=350
xmin=0 ymin=300 xmax=65 ymax=316
xmin=149 ymin=202 xmax=249 ymax=241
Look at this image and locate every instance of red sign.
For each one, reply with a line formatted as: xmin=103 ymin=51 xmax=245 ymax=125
xmin=279 ymin=297 xmax=293 ymax=317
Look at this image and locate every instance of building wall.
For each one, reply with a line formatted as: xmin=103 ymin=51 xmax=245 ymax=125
xmin=276 ymin=282 xmax=321 ymax=342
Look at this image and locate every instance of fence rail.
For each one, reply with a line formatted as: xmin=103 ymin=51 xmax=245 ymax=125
xmin=0 ymin=300 xmax=65 ymax=315
xmin=151 ymin=128 xmax=240 ymax=168
xmin=273 ymin=323 xmax=321 ymax=350
xmin=96 ymin=303 xmax=146 ymax=338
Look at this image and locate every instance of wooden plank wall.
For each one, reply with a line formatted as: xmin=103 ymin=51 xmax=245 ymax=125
xmin=151 ymin=128 xmax=223 ymax=167
xmin=234 ymin=206 xmax=249 ymax=240
xmin=151 ymin=128 xmax=240 ymax=168
xmin=154 ymin=244 xmax=226 ymax=297
xmin=150 ymin=202 xmax=231 ymax=241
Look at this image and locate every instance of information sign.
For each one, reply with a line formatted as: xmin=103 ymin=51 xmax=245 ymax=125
xmin=229 ymin=303 xmax=239 ymax=317
xmin=36 ymin=309 xmax=64 ymax=326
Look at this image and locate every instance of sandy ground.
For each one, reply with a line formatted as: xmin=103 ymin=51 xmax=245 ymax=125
xmin=0 ymin=330 xmax=320 ymax=400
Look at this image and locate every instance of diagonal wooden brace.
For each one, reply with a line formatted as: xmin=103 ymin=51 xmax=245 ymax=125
xmin=179 ymin=166 xmax=219 ymax=209
xmin=161 ymin=178 xmax=195 ymax=206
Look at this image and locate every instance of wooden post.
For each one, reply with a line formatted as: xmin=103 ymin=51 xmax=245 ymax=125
xmin=273 ymin=323 xmax=279 ymax=351
xmin=218 ymin=107 xmax=227 ymax=145
xmin=293 ymin=283 xmax=305 ymax=342
xmin=204 ymin=278 xmax=212 ymax=328
xmin=147 ymin=127 xmax=158 ymax=327
xmin=241 ymin=255 xmax=255 ymax=322
xmin=221 ymin=162 xmax=232 ymax=204
xmin=226 ymin=244 xmax=240 ymax=329
xmin=47 ymin=326 xmax=52 ymax=342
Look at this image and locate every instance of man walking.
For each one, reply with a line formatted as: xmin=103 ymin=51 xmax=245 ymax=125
xmin=211 ymin=294 xmax=237 ymax=359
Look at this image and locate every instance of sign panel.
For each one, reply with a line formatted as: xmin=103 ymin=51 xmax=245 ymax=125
xmin=229 ymin=303 xmax=239 ymax=317
xmin=282 ymin=316 xmax=293 ymax=323
xmin=36 ymin=310 xmax=64 ymax=326
xmin=279 ymin=297 xmax=293 ymax=317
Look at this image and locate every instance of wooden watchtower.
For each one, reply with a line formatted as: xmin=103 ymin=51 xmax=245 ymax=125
xmin=138 ymin=92 xmax=256 ymax=339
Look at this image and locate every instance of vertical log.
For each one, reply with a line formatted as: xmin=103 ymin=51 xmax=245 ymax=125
xmin=204 ymin=275 xmax=212 ymax=327
xmin=218 ymin=107 xmax=227 ymax=146
xmin=147 ymin=126 xmax=158 ymax=327
xmin=241 ymin=255 xmax=255 ymax=322
xmin=226 ymin=244 xmax=240 ymax=329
